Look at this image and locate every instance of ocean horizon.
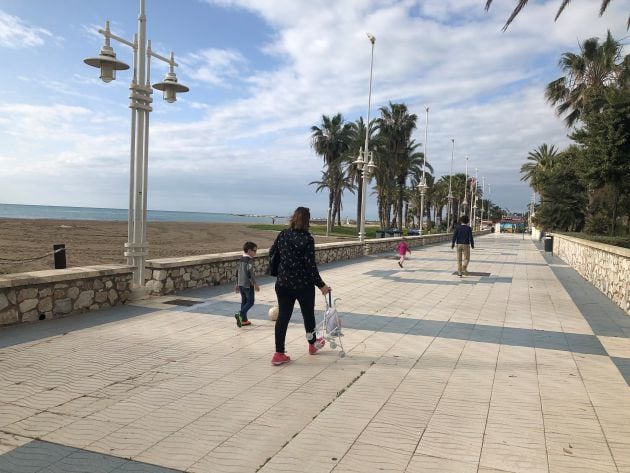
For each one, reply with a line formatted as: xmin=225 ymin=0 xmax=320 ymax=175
xmin=0 ymin=203 xmax=282 ymax=224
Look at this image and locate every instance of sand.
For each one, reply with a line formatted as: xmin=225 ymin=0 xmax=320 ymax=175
xmin=0 ymin=219 xmax=346 ymax=275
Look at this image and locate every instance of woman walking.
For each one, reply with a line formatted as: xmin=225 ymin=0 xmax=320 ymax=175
xmin=269 ymin=207 xmax=331 ymax=365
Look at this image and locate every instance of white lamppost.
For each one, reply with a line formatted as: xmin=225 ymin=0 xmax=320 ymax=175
xmin=354 ymin=33 xmax=377 ymax=242
xmin=487 ymin=184 xmax=491 ymax=223
xmin=84 ymin=0 xmax=189 ymax=290
xmin=418 ymin=106 xmax=429 ymax=235
xmin=471 ymin=167 xmax=478 ymax=229
xmin=447 ymin=138 xmax=454 ymax=232
xmin=480 ymin=176 xmax=485 ymax=229
xmin=461 ymin=155 xmax=469 ymax=217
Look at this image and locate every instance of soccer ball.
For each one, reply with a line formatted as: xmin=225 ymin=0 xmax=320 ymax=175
xmin=268 ymin=306 xmax=279 ymax=321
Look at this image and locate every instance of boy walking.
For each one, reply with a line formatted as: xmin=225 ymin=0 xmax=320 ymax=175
xmin=396 ymin=238 xmax=411 ymax=268
xmin=235 ymin=241 xmax=260 ymax=327
xmin=451 ymin=215 xmax=474 ymax=277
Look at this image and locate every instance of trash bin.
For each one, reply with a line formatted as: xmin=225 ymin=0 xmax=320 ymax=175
xmin=544 ymin=236 xmax=553 ymax=252
xmin=375 ymin=230 xmax=385 ymax=238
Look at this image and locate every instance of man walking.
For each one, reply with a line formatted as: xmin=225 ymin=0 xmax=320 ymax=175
xmin=451 ymin=215 xmax=474 ymax=277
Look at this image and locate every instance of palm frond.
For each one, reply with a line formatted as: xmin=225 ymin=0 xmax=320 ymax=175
xmin=555 ymin=0 xmax=572 ymax=21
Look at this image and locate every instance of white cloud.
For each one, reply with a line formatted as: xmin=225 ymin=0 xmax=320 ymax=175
xmin=184 ymin=48 xmax=248 ymax=86
xmin=2 ymin=1 xmax=628 ymax=216
xmin=0 ymin=10 xmax=54 ymax=48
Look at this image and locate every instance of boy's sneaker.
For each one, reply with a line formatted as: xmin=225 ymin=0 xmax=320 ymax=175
xmin=271 ymin=352 xmax=291 ymax=365
xmin=241 ymin=320 xmax=251 ymax=326
xmin=309 ymin=338 xmax=326 ymax=355
xmin=398 ymin=262 xmax=403 ymax=268
xmin=463 ymin=270 xmax=469 ymax=276
xmin=234 ymin=312 xmax=242 ymax=327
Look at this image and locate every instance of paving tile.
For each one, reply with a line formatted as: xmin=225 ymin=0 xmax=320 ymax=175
xmin=43 ymin=417 xmax=124 ymax=449
xmin=1 ymin=235 xmax=629 ymax=473
xmin=4 ymin=411 xmax=79 ymax=437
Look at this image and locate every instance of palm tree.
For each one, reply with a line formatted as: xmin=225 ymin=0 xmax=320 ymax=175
xmin=520 ymin=144 xmax=559 ymax=198
xmin=311 ymin=114 xmax=353 ymax=232
xmin=448 ymin=173 xmax=467 ymax=219
xmin=484 ymin=0 xmax=625 ymax=32
xmin=376 ymin=103 xmax=418 ymax=231
xmin=345 ymin=117 xmax=379 ymax=233
xmin=431 ymin=177 xmax=450 ymax=229
xmin=545 ymin=31 xmax=629 ymax=127
xmin=310 ymin=168 xmax=355 ymax=227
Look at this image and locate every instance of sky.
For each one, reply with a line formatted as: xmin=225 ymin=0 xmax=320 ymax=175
xmin=0 ymin=0 xmax=627 ymax=219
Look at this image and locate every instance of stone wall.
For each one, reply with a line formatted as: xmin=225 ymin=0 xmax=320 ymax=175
xmin=363 ymin=232 xmax=464 ymax=255
xmin=144 ymin=241 xmax=365 ymax=296
xmin=552 ymin=233 xmax=630 ymax=315
xmin=0 ymin=231 xmax=492 ymax=326
xmin=144 ymin=232 xmax=490 ymax=296
xmin=0 ymin=266 xmax=133 ymax=326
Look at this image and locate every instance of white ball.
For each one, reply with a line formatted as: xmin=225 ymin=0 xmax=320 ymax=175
xmin=268 ymin=306 xmax=279 ymax=321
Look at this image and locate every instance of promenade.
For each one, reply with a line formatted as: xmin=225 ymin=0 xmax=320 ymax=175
xmin=0 ymin=234 xmax=629 ymax=473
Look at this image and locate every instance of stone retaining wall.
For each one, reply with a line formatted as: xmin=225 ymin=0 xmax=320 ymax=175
xmin=0 ymin=231 xmax=492 ymax=326
xmin=552 ymin=233 xmax=630 ymax=315
xmin=363 ymin=232 xmax=461 ymax=255
xmin=0 ymin=266 xmax=133 ymax=326
xmin=144 ymin=232 xmax=490 ymax=296
xmin=145 ymin=241 xmax=365 ymax=296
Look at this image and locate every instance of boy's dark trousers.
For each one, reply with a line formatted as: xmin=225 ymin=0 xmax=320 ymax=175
xmin=239 ymin=286 xmax=255 ymax=321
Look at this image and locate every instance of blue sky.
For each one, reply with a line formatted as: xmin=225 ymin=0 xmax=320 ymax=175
xmin=0 ymin=0 xmax=627 ymax=219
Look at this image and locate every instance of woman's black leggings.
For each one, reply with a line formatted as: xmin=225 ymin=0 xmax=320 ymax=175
xmin=275 ymin=284 xmax=317 ymax=353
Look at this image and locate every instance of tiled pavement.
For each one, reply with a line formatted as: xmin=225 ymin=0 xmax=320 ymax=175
xmin=1 ymin=234 xmax=629 ymax=473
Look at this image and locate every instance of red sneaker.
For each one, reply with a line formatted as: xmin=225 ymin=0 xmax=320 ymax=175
xmin=271 ymin=352 xmax=291 ymax=365
xmin=241 ymin=320 xmax=251 ymax=326
xmin=309 ymin=338 xmax=326 ymax=355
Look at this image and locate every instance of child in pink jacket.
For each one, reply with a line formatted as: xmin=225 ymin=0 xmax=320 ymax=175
xmin=396 ymin=239 xmax=411 ymax=268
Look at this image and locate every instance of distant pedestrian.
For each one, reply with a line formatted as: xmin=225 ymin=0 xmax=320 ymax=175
xmin=269 ymin=206 xmax=331 ymax=366
xmin=451 ymin=215 xmax=475 ymax=277
xmin=234 ymin=241 xmax=260 ymax=327
xmin=396 ymin=238 xmax=411 ymax=268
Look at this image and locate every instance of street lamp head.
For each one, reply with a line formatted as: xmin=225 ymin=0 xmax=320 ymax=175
xmin=153 ymin=70 xmax=189 ymax=103
xmin=366 ymin=151 xmax=376 ymax=176
xmin=84 ymin=43 xmax=130 ymax=83
xmin=353 ymin=147 xmax=365 ymax=170
xmin=417 ymin=177 xmax=427 ymax=194
xmin=366 ymin=33 xmax=375 ymax=44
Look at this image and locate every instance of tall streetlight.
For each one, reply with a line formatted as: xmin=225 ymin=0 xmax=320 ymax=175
xmin=355 ymin=33 xmax=377 ymax=243
xmin=84 ymin=0 xmax=189 ymax=289
xmin=461 ymin=155 xmax=469 ymax=217
xmin=418 ymin=106 xmax=429 ymax=235
xmin=471 ymin=167 xmax=478 ymax=229
xmin=447 ymin=138 xmax=454 ymax=231
xmin=487 ymin=184 xmax=491 ymax=223
xmin=480 ymin=176 xmax=485 ymax=229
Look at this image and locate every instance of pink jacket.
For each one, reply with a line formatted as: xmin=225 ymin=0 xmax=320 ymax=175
xmin=397 ymin=241 xmax=410 ymax=256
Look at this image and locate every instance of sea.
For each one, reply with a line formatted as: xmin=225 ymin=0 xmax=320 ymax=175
xmin=0 ymin=203 xmax=281 ymax=224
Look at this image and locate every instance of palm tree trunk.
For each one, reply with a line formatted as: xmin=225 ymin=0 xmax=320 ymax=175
xmin=611 ymin=183 xmax=620 ymax=236
xmin=404 ymin=202 xmax=408 ymax=229
xmin=397 ymin=183 xmax=404 ymax=231
xmin=327 ymin=191 xmax=334 ymax=233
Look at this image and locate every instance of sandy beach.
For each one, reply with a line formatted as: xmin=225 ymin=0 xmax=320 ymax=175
xmin=0 ymin=219 xmax=345 ymax=275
